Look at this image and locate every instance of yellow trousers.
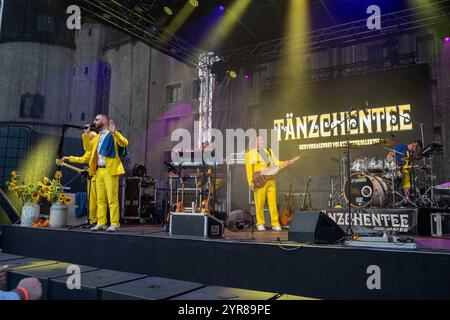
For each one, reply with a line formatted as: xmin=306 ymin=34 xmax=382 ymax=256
xmin=96 ymin=168 xmax=120 ymax=227
xmin=254 ymin=179 xmax=280 ymax=227
xmin=87 ymin=176 xmax=97 ymax=224
xmin=402 ymin=169 xmax=411 ymax=189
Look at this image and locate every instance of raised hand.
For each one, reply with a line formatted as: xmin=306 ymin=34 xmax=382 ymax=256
xmin=108 ymin=119 xmax=116 ymax=134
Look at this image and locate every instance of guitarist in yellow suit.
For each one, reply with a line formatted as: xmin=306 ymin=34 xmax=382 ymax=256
xmin=62 ymin=124 xmax=98 ymax=227
xmin=63 ymin=114 xmax=128 ymax=232
xmin=245 ymin=136 xmax=293 ymax=231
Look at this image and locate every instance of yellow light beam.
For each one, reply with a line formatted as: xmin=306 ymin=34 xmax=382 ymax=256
xmin=284 ymin=0 xmax=310 ymax=82
xmin=203 ymin=0 xmax=252 ymax=49
xmin=161 ymin=1 xmax=196 ymax=44
xmin=277 ymin=0 xmax=310 ymax=107
xmin=18 ymin=136 xmax=59 ymax=185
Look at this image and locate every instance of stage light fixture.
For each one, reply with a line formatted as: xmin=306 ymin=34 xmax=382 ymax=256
xmin=163 ymin=6 xmax=173 ymax=15
xmin=189 ymin=0 xmax=199 ymax=7
xmin=228 ymin=70 xmax=237 ymax=79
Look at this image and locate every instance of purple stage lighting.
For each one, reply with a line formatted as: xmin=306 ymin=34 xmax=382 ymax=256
xmin=218 ymin=5 xmax=225 ymax=12
xmin=244 ymin=74 xmax=249 ymax=80
xmin=445 ymin=37 xmax=450 ymax=43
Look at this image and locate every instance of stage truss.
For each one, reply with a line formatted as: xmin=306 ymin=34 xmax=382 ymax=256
xmin=75 ymin=0 xmax=449 ymax=143
xmin=198 ymin=53 xmax=219 ymax=146
xmin=221 ymin=0 xmax=450 ymax=65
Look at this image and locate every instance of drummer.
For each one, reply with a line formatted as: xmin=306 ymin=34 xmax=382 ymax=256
xmin=387 ymin=140 xmax=423 ymax=203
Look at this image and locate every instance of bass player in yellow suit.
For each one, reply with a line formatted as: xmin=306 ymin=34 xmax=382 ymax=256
xmin=62 ymin=124 xmax=98 ymax=227
xmin=245 ymin=136 xmax=293 ymax=231
xmin=63 ymin=114 xmax=128 ymax=232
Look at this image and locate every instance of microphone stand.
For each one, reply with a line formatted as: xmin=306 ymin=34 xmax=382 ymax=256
xmin=330 ymin=108 xmax=355 ymax=237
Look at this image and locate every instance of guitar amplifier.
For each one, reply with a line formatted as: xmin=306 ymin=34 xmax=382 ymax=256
xmin=121 ymin=177 xmax=156 ymax=220
xmin=169 ymin=212 xmax=224 ymax=238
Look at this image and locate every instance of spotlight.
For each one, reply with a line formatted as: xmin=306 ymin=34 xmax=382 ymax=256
xmin=445 ymin=37 xmax=450 ymax=43
xmin=189 ymin=0 xmax=199 ymax=7
xmin=243 ymin=74 xmax=249 ymax=80
xmin=228 ymin=71 xmax=237 ymax=79
xmin=163 ymin=6 xmax=173 ymax=15
xmin=218 ymin=5 xmax=225 ymax=12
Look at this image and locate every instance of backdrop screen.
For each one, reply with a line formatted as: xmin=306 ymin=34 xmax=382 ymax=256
xmin=259 ymin=64 xmax=433 ymax=176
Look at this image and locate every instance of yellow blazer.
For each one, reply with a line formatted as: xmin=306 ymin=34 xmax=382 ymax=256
xmin=81 ymin=132 xmax=97 ymax=152
xmin=69 ymin=130 xmax=128 ymax=176
xmin=69 ymin=132 xmax=97 ymax=165
xmin=245 ymin=148 xmax=284 ymax=187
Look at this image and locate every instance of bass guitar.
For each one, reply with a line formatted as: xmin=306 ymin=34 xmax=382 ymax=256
xmin=55 ymin=159 xmax=88 ymax=175
xmin=252 ymin=151 xmax=307 ymax=189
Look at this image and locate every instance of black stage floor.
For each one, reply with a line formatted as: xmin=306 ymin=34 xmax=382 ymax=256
xmin=2 ymin=225 xmax=450 ymax=299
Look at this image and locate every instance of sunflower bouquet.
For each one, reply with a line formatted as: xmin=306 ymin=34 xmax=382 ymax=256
xmin=38 ymin=171 xmax=73 ymax=205
xmin=6 ymin=171 xmax=41 ymax=205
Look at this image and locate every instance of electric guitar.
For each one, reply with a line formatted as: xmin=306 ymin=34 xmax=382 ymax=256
xmin=200 ymin=176 xmax=212 ymax=214
xmin=55 ymin=159 xmax=88 ymax=175
xmin=252 ymin=151 xmax=307 ymax=189
xmin=301 ymin=176 xmax=312 ymax=211
xmin=175 ymin=177 xmax=185 ymax=212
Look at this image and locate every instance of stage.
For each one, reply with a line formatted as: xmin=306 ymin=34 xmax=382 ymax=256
xmin=2 ymin=223 xmax=450 ymax=299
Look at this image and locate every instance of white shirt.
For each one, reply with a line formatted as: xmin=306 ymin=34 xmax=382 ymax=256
xmin=97 ymin=129 xmax=109 ymax=166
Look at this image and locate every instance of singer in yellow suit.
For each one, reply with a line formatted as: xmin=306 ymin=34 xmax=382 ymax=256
xmin=245 ymin=136 xmax=292 ymax=231
xmin=64 ymin=114 xmax=128 ymax=232
xmin=63 ymin=127 xmax=98 ymax=226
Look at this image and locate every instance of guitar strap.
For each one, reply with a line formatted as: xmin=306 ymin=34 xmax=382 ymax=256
xmin=258 ymin=148 xmax=271 ymax=165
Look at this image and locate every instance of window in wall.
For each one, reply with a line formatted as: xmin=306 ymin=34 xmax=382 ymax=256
xmin=36 ymin=15 xmax=54 ymax=33
xmin=192 ymin=79 xmax=201 ymax=99
xmin=0 ymin=126 xmax=33 ymax=187
xmin=165 ymin=83 xmax=182 ymax=104
xmin=417 ymin=34 xmax=435 ymax=62
xmin=251 ymin=67 xmax=268 ymax=89
xmin=19 ymin=93 xmax=45 ymax=119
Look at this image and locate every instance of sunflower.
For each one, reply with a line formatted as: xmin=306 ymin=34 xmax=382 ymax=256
xmin=43 ymin=177 xmax=50 ymax=185
xmin=11 ymin=177 xmax=19 ymax=183
xmin=7 ymin=183 xmax=16 ymax=191
xmin=43 ymin=186 xmax=50 ymax=193
xmin=11 ymin=171 xmax=17 ymax=178
xmin=54 ymin=171 xmax=62 ymax=180
xmin=58 ymin=194 xmax=65 ymax=202
xmin=31 ymin=193 xmax=40 ymax=201
xmin=64 ymin=197 xmax=73 ymax=205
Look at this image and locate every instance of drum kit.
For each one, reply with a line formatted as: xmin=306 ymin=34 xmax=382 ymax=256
xmin=331 ymin=141 xmax=442 ymax=209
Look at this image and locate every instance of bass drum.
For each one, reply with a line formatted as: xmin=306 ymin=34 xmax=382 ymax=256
xmin=344 ymin=173 xmax=389 ymax=207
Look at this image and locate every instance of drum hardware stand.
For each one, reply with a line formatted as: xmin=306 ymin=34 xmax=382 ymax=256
xmin=416 ymin=153 xmax=436 ymax=207
xmin=330 ymin=108 xmax=354 ymax=236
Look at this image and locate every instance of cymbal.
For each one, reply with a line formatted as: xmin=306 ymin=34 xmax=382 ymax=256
xmin=373 ymin=138 xmax=396 ymax=147
xmin=413 ymin=164 xmax=432 ymax=171
xmin=402 ymin=156 xmax=422 ymax=162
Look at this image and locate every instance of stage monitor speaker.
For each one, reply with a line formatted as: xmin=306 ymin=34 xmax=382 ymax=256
xmin=288 ymin=211 xmax=346 ymax=244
